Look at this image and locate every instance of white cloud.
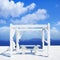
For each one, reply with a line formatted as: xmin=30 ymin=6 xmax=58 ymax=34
xmin=10 ymin=8 xmax=49 ymax=40
xmin=26 ymin=3 xmax=36 ymax=10
xmin=0 ymin=26 xmax=60 ymax=41
xmin=0 ymin=26 xmax=10 ymax=41
xmin=21 ymin=31 xmax=42 ymax=40
xmin=11 ymin=9 xmax=49 ymax=24
xmin=0 ymin=0 xmax=35 ymax=18
xmin=0 ymin=20 xmax=6 ymax=24
xmin=0 ymin=26 xmax=9 ymax=32
xmin=51 ymin=27 xmax=58 ymax=33
xmin=51 ymin=27 xmax=60 ymax=40
xmin=56 ymin=21 xmax=60 ymax=26
xmin=0 ymin=0 xmax=49 ymax=40
xmin=0 ymin=26 xmax=42 ymax=40
xmin=0 ymin=0 xmax=48 ymax=24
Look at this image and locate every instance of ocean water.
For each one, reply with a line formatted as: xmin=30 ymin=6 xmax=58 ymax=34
xmin=0 ymin=39 xmax=60 ymax=46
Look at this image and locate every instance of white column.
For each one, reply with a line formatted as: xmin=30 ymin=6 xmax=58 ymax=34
xmin=42 ymin=29 xmax=44 ymax=50
xmin=10 ymin=24 xmax=13 ymax=56
xmin=10 ymin=35 xmax=13 ymax=56
xmin=47 ymin=23 xmax=50 ymax=56
xmin=10 ymin=24 xmax=15 ymax=56
xmin=48 ymin=23 xmax=50 ymax=48
xmin=16 ymin=30 xmax=22 ymax=52
xmin=16 ymin=30 xmax=19 ymax=52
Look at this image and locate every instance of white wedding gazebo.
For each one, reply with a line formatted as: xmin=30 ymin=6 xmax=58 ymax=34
xmin=10 ymin=23 xmax=50 ymax=56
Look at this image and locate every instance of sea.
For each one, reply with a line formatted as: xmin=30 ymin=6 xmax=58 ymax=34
xmin=0 ymin=39 xmax=60 ymax=46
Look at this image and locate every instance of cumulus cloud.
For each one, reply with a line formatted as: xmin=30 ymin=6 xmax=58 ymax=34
xmin=0 ymin=0 xmax=49 ymax=40
xmin=21 ymin=31 xmax=42 ymax=40
xmin=0 ymin=26 xmax=10 ymax=41
xmin=51 ymin=27 xmax=60 ymax=40
xmin=26 ymin=3 xmax=35 ymax=10
xmin=11 ymin=9 xmax=49 ymax=24
xmin=0 ymin=26 xmax=42 ymax=40
xmin=0 ymin=26 xmax=9 ymax=32
xmin=0 ymin=26 xmax=60 ymax=41
xmin=0 ymin=0 xmax=48 ymax=24
xmin=0 ymin=20 xmax=6 ymax=24
xmin=0 ymin=0 xmax=35 ymax=18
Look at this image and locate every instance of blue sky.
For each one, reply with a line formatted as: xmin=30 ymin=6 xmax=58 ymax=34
xmin=0 ymin=0 xmax=60 ymax=41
